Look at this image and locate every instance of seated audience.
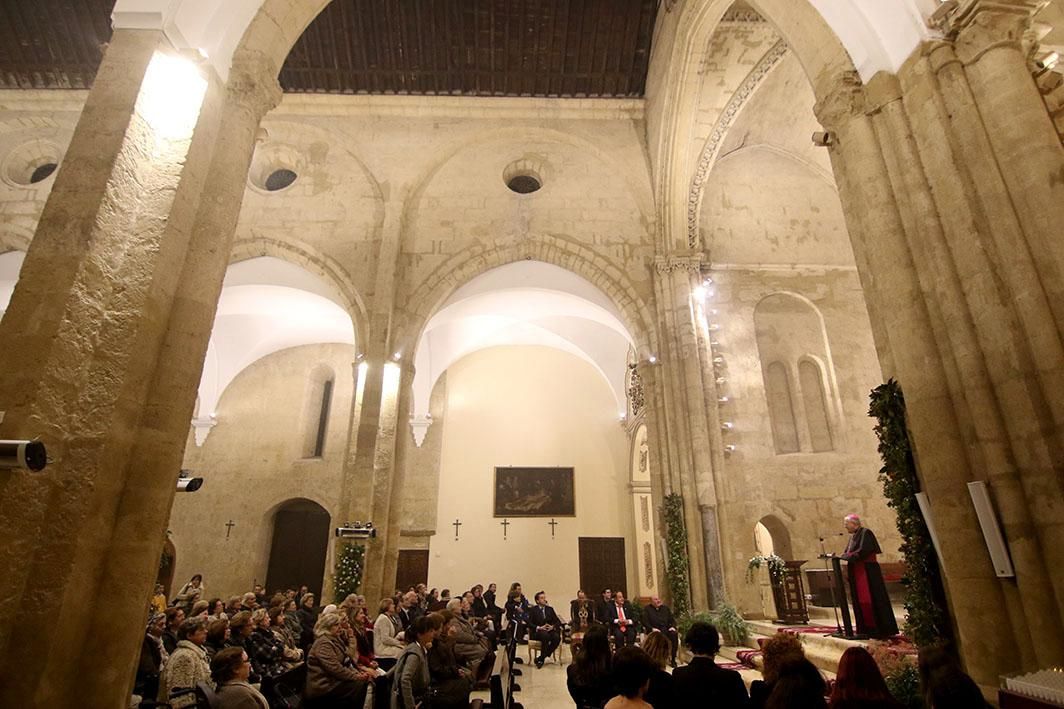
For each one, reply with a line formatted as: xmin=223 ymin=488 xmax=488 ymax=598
xmin=830 ymin=646 xmax=902 ymax=708
xmin=765 ymin=656 xmax=827 ymax=709
xmin=159 ymin=617 xmax=213 ymax=708
xmin=298 ymin=593 xmax=319 ymax=651
xmin=210 ymin=647 xmax=269 ymax=709
xmin=594 ymin=588 xmax=614 ymax=625
xmin=470 ymin=585 xmax=488 ymax=620
xmin=282 ymin=599 xmax=302 ymax=642
xmin=135 ymin=612 xmax=168 ymax=702
xmin=460 ymin=591 xmax=497 ymax=647
xmin=225 ymin=596 xmax=243 ymax=618
xmin=204 ymin=618 xmax=231 ymax=660
xmin=641 ymin=631 xmax=676 ymax=709
xmin=449 ymin=597 xmax=490 ymax=673
xmin=606 ymin=591 xmax=639 ymax=649
xmin=749 ymin=633 xmax=804 ymax=709
xmin=483 ymin=583 xmax=504 ymax=632
xmin=567 ymin=624 xmax=615 ymax=709
xmin=246 ymin=608 xmax=287 ymax=680
xmin=397 ymin=590 xmax=423 ymax=632
xmin=642 ymin=596 xmax=679 ymax=667
xmin=240 ymin=592 xmax=258 ymax=612
xmin=348 ymin=605 xmax=376 ymax=669
xmin=672 ymin=622 xmax=747 ymax=708
xmin=430 ymin=589 xmax=450 ymax=612
xmin=190 ymin=599 xmax=210 ymax=619
xmin=267 ymin=605 xmax=304 ymax=667
xmin=606 ymin=647 xmax=657 ymax=709
xmin=918 ymin=644 xmax=990 ymax=709
xmin=226 ymin=611 xmax=260 ymax=684
xmin=162 ymin=606 xmax=185 ymax=654
xmin=528 ymin=591 xmax=563 ymax=668
xmin=428 ymin=611 xmax=475 ymax=709
xmin=206 ymin=598 xmax=227 ymax=622
xmin=374 ymin=597 xmax=405 ymax=670
xmin=305 ymin=612 xmax=373 ymax=708
xmin=394 ymin=614 xmax=442 ymax=709
xmin=504 ymin=585 xmax=530 ymax=643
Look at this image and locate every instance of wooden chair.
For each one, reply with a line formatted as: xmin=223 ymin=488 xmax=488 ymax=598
xmin=527 ymin=637 xmax=562 ymax=664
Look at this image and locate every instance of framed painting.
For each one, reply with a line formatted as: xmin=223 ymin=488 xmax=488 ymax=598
xmin=493 ymin=466 xmax=575 ymax=517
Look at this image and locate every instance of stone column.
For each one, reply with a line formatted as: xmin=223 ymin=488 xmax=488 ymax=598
xmin=652 ymin=255 xmax=728 ymax=609
xmin=815 ymin=49 xmax=1064 ymax=680
xmin=636 ymin=360 xmax=677 ymax=607
xmin=374 ymin=365 xmax=416 ymax=599
xmin=0 ymin=31 xmax=280 ymax=707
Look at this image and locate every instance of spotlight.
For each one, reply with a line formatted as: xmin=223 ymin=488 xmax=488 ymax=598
xmin=718 ymin=396 xmax=730 ymax=404
xmin=812 ymin=131 xmax=834 ymax=147
xmin=721 ymin=422 xmax=734 ymax=431
xmin=649 ymin=356 xmax=657 ymax=364
xmin=176 ymin=469 xmax=203 ymax=493
xmin=708 ymin=323 xmax=721 ymax=332
xmin=724 ymin=444 xmax=737 ymax=455
xmin=693 ymin=286 xmax=708 ymax=301
xmin=392 ymin=352 xmax=402 ymax=362
xmin=336 ymin=521 xmax=377 ymax=539
xmin=0 ymin=439 xmax=48 ymax=472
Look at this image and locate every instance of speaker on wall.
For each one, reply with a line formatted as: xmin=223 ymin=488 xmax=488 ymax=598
xmin=967 ymin=481 xmax=1016 ymax=578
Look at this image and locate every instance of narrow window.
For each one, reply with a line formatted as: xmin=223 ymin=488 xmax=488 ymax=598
xmin=312 ymin=378 xmax=333 ymax=457
xmin=798 ymin=360 xmax=833 ymax=452
xmin=765 ymin=361 xmax=800 ymax=454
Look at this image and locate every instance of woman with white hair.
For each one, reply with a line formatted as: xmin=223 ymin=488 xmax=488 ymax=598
xmin=305 ymin=612 xmax=374 ymax=707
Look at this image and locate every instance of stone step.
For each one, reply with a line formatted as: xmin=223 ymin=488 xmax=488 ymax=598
xmin=741 ymin=621 xmax=853 ymax=677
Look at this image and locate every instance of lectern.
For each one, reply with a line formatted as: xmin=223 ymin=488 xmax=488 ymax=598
xmin=818 ymin=553 xmax=867 ymax=640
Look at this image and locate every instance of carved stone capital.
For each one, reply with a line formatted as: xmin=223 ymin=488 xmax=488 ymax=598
xmin=812 ymin=71 xmax=866 ymax=131
xmin=949 ymin=0 xmax=1044 ymax=65
xmin=226 ymin=56 xmax=283 ymax=120
xmin=654 ymin=254 xmax=704 ymax=275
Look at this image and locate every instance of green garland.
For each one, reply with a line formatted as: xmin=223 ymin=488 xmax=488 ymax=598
xmin=663 ymin=493 xmax=690 ymax=618
xmin=869 ymin=379 xmax=951 ymax=647
xmin=334 ymin=542 xmax=365 ymax=603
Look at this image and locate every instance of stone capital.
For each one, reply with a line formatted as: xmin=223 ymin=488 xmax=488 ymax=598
xmin=654 ymin=254 xmax=704 ymax=275
xmin=812 ymin=71 xmax=866 ymax=130
xmin=949 ymin=0 xmax=1045 ymax=64
xmin=226 ymin=57 xmax=283 ymax=120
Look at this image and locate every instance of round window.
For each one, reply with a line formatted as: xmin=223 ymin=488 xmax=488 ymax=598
xmin=506 ymin=174 xmax=542 ymax=194
xmin=29 ymin=162 xmax=58 ymax=184
xmin=265 ymin=169 xmax=298 ymax=192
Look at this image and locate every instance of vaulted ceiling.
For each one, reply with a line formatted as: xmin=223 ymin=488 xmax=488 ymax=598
xmin=0 ymin=0 xmax=659 ymax=98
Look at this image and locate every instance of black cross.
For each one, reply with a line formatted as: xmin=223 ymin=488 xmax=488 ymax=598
xmin=500 ymin=518 xmax=510 ymax=540
xmin=548 ymin=518 xmax=559 ymax=539
xmin=453 ymin=518 xmax=462 ymax=540
xmin=225 ymin=520 xmax=235 ymax=540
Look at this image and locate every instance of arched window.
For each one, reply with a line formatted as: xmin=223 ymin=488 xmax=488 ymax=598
xmin=754 ymin=293 xmax=839 ymax=454
xmin=303 ymin=365 xmax=335 ymax=458
xmin=765 ymin=361 xmax=799 ymax=454
xmin=798 ymin=359 xmax=833 ymax=452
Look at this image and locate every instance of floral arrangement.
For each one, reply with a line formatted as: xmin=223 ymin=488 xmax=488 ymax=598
xmin=663 ymin=493 xmax=690 ymax=617
xmin=746 ymin=553 xmax=787 ymax=584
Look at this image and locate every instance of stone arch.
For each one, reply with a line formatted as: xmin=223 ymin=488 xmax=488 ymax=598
xmin=230 ymin=235 xmax=368 ymax=348
xmin=755 ymin=514 xmax=794 ymax=560
xmin=394 ymin=235 xmax=657 ymax=359
xmin=653 ymin=0 xmax=859 ymax=252
xmin=400 ymin=123 xmax=656 ymax=236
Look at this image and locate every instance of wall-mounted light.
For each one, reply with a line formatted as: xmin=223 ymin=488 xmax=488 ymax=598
xmin=693 ymin=285 xmax=709 ymax=301
xmin=712 ymin=355 xmax=724 ymax=365
xmin=718 ymin=395 xmax=729 ymax=404
xmin=392 ymin=352 xmax=402 ymax=362
xmin=723 ymin=444 xmax=736 ymax=455
xmin=708 ymin=323 xmax=721 ymax=332
xmin=356 ymin=353 xmax=365 ymax=361
xmin=715 ymin=376 xmax=726 ymax=385
xmin=619 ymin=412 xmax=627 ymax=422
xmin=649 ymin=355 xmax=657 ymax=364
xmin=721 ymin=421 xmax=734 ymax=431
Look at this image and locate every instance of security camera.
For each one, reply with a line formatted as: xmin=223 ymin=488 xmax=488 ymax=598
xmin=811 ymin=131 xmax=834 ymax=147
xmin=336 ymin=521 xmax=377 ymax=539
xmin=176 ymin=469 xmax=203 ymax=493
xmin=0 ymin=439 xmax=48 ymax=472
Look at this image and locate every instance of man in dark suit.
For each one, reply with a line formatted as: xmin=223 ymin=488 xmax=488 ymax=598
xmin=642 ymin=595 xmax=679 ymax=666
xmin=606 ymin=590 xmax=638 ymax=648
xmin=594 ymin=587 xmax=613 ymax=625
xmin=397 ymin=590 xmax=422 ymax=632
xmin=527 ymin=591 xmax=562 ymax=668
xmin=672 ymin=622 xmax=749 ymax=708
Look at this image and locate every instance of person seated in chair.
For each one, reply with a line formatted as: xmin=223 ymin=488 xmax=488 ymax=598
xmin=672 ymin=622 xmax=748 ymax=708
xmin=210 ymin=647 xmax=269 ymax=709
xmin=606 ymin=591 xmax=638 ymax=649
xmin=305 ymin=612 xmax=374 ymax=708
xmin=641 ymin=596 xmax=679 ymax=667
xmin=528 ymin=591 xmax=563 ymax=668
xmin=570 ymin=589 xmax=595 ymax=651
xmin=594 ymin=588 xmax=613 ymax=626
xmin=504 ymin=584 xmax=530 ymax=644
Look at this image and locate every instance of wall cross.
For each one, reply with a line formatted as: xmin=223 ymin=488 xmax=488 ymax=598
xmin=548 ymin=518 xmax=559 ymax=539
xmin=453 ymin=518 xmax=462 ymax=540
xmin=500 ymin=518 xmax=510 ymax=540
xmin=225 ymin=520 xmax=235 ymax=540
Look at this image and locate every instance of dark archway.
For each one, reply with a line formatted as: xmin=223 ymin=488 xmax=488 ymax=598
xmin=156 ymin=537 xmax=177 ymax=598
xmin=266 ymin=499 xmax=331 ymax=600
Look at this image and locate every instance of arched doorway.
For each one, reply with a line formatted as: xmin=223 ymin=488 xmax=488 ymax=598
xmin=156 ymin=536 xmax=177 ymax=599
xmin=266 ymin=499 xmax=331 ymax=600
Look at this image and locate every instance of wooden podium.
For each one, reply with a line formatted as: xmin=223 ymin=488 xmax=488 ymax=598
xmin=771 ymin=560 xmax=810 ymax=625
xmin=818 ymin=553 xmax=867 ymax=640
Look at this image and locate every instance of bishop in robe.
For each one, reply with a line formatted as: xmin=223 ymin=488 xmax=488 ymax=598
xmin=841 ymin=514 xmax=899 ymax=639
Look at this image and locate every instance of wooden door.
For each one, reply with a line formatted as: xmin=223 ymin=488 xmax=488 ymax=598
xmin=578 ymin=537 xmax=628 ymax=596
xmin=395 ymin=550 xmax=430 ymax=594
xmin=266 ymin=500 xmax=330 ymax=599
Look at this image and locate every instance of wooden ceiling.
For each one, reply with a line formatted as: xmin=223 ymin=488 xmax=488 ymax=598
xmin=0 ymin=0 xmax=660 ymax=98
xmin=281 ymin=0 xmax=659 ymax=97
xmin=0 ymin=0 xmax=114 ymax=89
